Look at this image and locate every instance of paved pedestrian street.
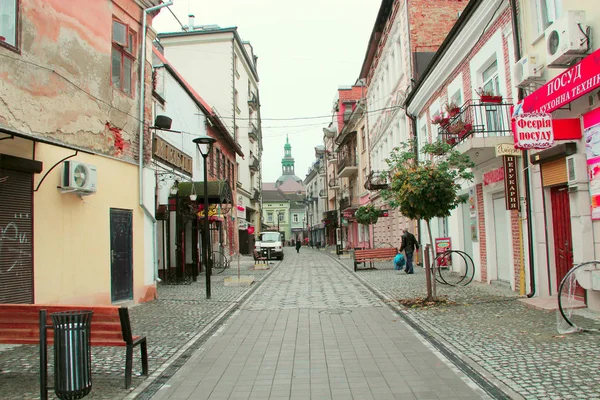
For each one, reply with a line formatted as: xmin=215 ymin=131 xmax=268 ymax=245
xmin=149 ymin=249 xmax=488 ymax=400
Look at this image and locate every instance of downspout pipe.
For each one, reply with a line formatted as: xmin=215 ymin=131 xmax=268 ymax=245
xmin=509 ymin=0 xmax=536 ymax=297
xmin=139 ymin=1 xmax=173 ymax=283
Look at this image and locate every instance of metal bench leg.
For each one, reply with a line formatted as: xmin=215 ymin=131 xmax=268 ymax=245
xmin=125 ymin=344 xmax=133 ymax=388
xmin=140 ymin=338 xmax=148 ymax=376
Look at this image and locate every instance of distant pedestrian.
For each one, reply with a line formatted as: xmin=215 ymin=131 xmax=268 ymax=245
xmin=295 ymin=240 xmax=301 ymax=253
xmin=400 ymin=229 xmax=419 ymax=274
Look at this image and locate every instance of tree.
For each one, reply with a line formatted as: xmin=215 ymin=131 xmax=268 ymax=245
xmin=381 ymin=140 xmax=474 ymax=301
xmin=354 ymin=204 xmax=380 ymax=247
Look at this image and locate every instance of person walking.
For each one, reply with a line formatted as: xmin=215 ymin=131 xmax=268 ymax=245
xmin=400 ymin=229 xmax=419 ymax=274
xmin=295 ymin=240 xmax=302 ymax=253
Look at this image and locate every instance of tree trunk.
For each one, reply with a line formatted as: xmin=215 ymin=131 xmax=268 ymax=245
xmin=425 ymin=219 xmax=437 ymax=300
xmin=423 ymin=219 xmax=433 ymax=301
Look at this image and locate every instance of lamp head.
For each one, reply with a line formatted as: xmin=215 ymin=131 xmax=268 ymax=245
xmin=154 ymin=115 xmax=173 ymax=130
xmin=193 ymin=134 xmax=217 ymax=156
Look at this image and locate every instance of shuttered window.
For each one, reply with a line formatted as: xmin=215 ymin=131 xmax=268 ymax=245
xmin=541 ymin=158 xmax=568 ymax=187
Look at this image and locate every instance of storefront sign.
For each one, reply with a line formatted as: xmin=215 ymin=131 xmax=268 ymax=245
xmin=153 ymin=136 xmax=193 ymax=176
xmin=521 ymin=48 xmax=600 ymax=114
xmin=495 ymin=143 xmax=522 ymax=157
xmin=584 ymin=108 xmax=600 ymax=220
xmin=238 ymin=218 xmax=249 ymax=230
xmin=503 ymin=155 xmax=519 ymax=211
xmin=197 ymin=204 xmax=219 ymax=218
xmin=469 ymin=186 xmax=478 ymax=242
xmin=435 ymin=237 xmax=452 ymax=267
xmin=483 ymin=167 xmax=504 ymax=186
xmin=513 ymin=112 xmax=554 ymax=150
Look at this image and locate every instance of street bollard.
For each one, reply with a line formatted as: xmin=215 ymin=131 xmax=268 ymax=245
xmin=51 ymin=310 xmax=93 ymax=400
xmin=424 ymin=244 xmax=431 ymax=270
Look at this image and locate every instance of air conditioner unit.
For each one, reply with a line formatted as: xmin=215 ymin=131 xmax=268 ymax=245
xmin=512 ymin=55 xmax=542 ymax=87
xmin=545 ymin=10 xmax=589 ymax=68
xmin=566 ymin=154 xmax=588 ymax=189
xmin=60 ymin=160 xmax=98 ymax=194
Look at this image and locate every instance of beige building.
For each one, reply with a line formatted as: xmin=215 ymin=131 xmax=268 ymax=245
xmin=0 ymin=0 xmax=166 ymax=304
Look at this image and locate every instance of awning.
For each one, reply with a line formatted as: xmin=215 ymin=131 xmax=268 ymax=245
xmin=177 ymin=180 xmax=233 ymax=204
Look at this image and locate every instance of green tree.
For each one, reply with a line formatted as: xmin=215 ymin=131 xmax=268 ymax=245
xmin=381 ymin=140 xmax=474 ymax=301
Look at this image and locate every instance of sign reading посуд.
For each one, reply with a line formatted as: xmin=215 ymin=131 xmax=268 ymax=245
xmin=513 ymin=112 xmax=554 ymax=150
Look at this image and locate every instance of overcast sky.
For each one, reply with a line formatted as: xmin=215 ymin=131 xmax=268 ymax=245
xmin=152 ymin=0 xmax=380 ymax=183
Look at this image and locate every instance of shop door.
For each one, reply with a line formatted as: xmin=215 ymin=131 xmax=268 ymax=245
xmin=550 ymin=186 xmax=582 ymax=296
xmin=493 ymin=196 xmax=511 ymax=282
xmin=0 ymin=169 xmax=33 ymax=303
xmin=110 ymin=209 xmax=133 ymax=302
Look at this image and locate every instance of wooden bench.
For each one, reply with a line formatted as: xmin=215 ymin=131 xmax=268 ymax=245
xmin=253 ymin=250 xmax=268 ymax=265
xmin=354 ymin=248 xmax=398 ymax=271
xmin=0 ymin=304 xmax=148 ymax=389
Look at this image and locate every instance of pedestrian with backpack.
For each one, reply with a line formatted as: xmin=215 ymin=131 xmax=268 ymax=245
xmin=400 ymin=229 xmax=420 ymax=274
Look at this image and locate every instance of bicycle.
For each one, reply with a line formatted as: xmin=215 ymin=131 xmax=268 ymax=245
xmin=208 ymin=250 xmax=231 ymax=275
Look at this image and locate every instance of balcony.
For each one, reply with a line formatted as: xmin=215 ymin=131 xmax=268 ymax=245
xmin=365 ymin=170 xmax=390 ymax=191
xmin=328 ymin=178 xmax=340 ymax=189
xmin=339 ymin=197 xmax=351 ymax=210
xmin=337 ymin=148 xmax=358 ymax=178
xmin=252 ymin=188 xmax=260 ymax=201
xmin=248 ymin=122 xmax=259 ymax=142
xmin=248 ymin=92 xmax=258 ymax=111
xmin=437 ymin=99 xmax=514 ymax=165
xmin=319 ymin=189 xmax=327 ymax=198
xmin=249 ymin=153 xmax=259 ymax=172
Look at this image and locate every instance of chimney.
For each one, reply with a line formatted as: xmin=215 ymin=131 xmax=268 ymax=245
xmin=188 ymin=14 xmax=195 ymax=31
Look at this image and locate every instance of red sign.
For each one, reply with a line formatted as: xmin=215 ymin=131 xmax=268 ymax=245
xmin=521 ymin=48 xmax=600 ymax=113
xmin=513 ymin=112 xmax=554 ymax=150
xmin=435 ymin=237 xmax=452 ymax=267
xmin=248 ymin=226 xmax=255 ymax=234
xmin=483 ymin=167 xmax=504 ymax=186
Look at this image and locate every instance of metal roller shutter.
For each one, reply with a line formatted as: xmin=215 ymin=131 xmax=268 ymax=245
xmin=542 ymin=158 xmax=568 ymax=187
xmin=0 ymin=168 xmax=33 ymax=303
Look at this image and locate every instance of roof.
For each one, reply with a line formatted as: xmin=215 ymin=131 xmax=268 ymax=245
xmin=262 ymin=190 xmax=288 ymax=203
xmin=157 ymin=27 xmax=259 ymax=82
xmin=358 ymin=0 xmax=394 ymax=80
xmin=262 ymin=182 xmax=276 ymax=191
xmin=277 ymin=178 xmax=305 ymax=193
xmin=404 ymin=0 xmax=482 ymax=110
xmin=153 ymin=47 xmax=244 ymax=157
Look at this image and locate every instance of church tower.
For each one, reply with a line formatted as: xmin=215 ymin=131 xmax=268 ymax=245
xmin=281 ymin=135 xmax=295 ymax=176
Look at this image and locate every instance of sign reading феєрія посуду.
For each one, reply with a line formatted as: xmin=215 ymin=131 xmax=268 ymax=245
xmin=513 ymin=112 xmax=554 ymax=150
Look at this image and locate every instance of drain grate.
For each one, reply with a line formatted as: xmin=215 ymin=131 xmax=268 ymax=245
xmin=319 ymin=308 xmax=352 ymax=315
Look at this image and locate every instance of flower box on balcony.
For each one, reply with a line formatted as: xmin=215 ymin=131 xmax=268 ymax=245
xmin=448 ymin=107 xmax=460 ymax=117
xmin=479 ymin=95 xmax=503 ymax=104
xmin=458 ymin=124 xmax=473 ymax=139
xmin=440 ymin=117 xmax=450 ymax=127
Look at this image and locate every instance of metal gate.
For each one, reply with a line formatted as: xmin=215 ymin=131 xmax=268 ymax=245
xmin=550 ymin=186 xmax=582 ymax=297
xmin=0 ymin=168 xmax=33 ymax=303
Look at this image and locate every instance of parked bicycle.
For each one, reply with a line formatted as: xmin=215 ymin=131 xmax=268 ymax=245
xmin=207 ymin=250 xmax=231 ymax=275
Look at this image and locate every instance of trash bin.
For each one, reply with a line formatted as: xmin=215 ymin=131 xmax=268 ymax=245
xmin=51 ymin=310 xmax=93 ymax=400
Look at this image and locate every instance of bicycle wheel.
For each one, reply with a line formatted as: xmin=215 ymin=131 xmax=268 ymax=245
xmin=209 ymin=251 xmax=229 ymax=274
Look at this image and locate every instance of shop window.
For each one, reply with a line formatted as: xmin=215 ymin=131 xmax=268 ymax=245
xmin=0 ymin=0 xmax=18 ymax=50
xmin=112 ymin=19 xmax=136 ymax=95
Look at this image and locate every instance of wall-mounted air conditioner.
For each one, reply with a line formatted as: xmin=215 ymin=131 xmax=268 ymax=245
xmin=566 ymin=154 xmax=588 ymax=191
xmin=60 ymin=160 xmax=98 ymax=194
xmin=512 ymin=55 xmax=542 ymax=87
xmin=545 ymin=10 xmax=589 ymax=68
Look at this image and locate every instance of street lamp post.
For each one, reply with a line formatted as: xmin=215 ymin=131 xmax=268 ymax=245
xmin=193 ymin=134 xmax=217 ymax=300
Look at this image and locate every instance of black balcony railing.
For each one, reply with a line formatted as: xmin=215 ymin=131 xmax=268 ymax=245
xmin=365 ymin=170 xmax=389 ymax=190
xmin=249 ymin=154 xmax=259 ymax=171
xmin=248 ymin=123 xmax=258 ymax=141
xmin=339 ymin=197 xmax=351 ymax=210
xmin=337 ymin=148 xmax=358 ymax=172
xmin=437 ymin=99 xmax=513 ymax=146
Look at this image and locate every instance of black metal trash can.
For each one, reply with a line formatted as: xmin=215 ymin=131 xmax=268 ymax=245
xmin=51 ymin=311 xmax=93 ymax=400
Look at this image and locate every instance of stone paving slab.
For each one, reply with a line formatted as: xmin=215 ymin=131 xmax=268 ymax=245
xmin=335 ymin=253 xmax=600 ymax=400
xmin=149 ymin=248 xmax=488 ymax=400
xmin=0 ymin=256 xmax=273 ymax=399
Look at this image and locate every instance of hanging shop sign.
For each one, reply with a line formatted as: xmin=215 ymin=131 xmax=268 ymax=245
xmin=513 ymin=112 xmax=554 ymax=150
xmin=584 ymin=108 xmax=600 ymax=220
xmin=238 ymin=218 xmax=249 ymax=230
xmin=435 ymin=237 xmax=452 ymax=268
xmin=495 ymin=143 xmax=522 ymax=157
xmin=469 ymin=186 xmax=478 ymax=242
xmin=503 ymin=155 xmax=520 ymax=211
xmin=153 ymin=136 xmax=193 ymax=176
xmin=521 ymin=48 xmax=600 ymax=114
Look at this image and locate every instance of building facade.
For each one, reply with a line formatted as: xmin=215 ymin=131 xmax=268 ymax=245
xmin=157 ymin=23 xmax=262 ymax=254
xmin=0 ymin=0 xmax=165 ymax=304
xmin=304 ymin=154 xmax=327 ymax=247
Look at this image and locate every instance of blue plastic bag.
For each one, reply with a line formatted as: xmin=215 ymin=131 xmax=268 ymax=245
xmin=394 ymin=253 xmax=406 ymax=270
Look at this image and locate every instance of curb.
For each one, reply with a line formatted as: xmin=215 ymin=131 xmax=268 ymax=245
xmin=128 ymin=260 xmax=282 ymax=400
xmin=326 ymin=252 xmax=524 ymax=400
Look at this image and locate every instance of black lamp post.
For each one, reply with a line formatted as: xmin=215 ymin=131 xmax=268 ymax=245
xmin=193 ymin=134 xmax=217 ymax=300
xmin=170 ymin=180 xmax=180 ymax=283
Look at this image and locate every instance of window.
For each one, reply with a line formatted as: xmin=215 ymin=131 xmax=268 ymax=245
xmin=279 ymin=213 xmax=284 ymax=222
xmin=0 ymin=0 xmax=18 ymax=49
xmin=293 ymin=214 xmax=299 ymax=223
xmin=267 ymin=213 xmax=273 ymax=222
xmin=533 ymin=0 xmax=562 ymax=35
xmin=360 ymin=127 xmax=366 ymax=152
xmin=112 ymin=19 xmax=136 ymax=95
xmin=234 ymin=89 xmax=239 ymax=113
xmin=450 ymin=90 xmax=462 ymax=109
xmin=216 ymin=149 xmax=221 ymax=178
xmin=482 ymin=60 xmax=500 ymax=96
xmin=234 ymin=53 xmax=239 ymax=78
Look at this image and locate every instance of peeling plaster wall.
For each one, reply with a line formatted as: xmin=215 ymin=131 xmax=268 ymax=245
xmin=0 ymin=0 xmax=155 ymax=163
